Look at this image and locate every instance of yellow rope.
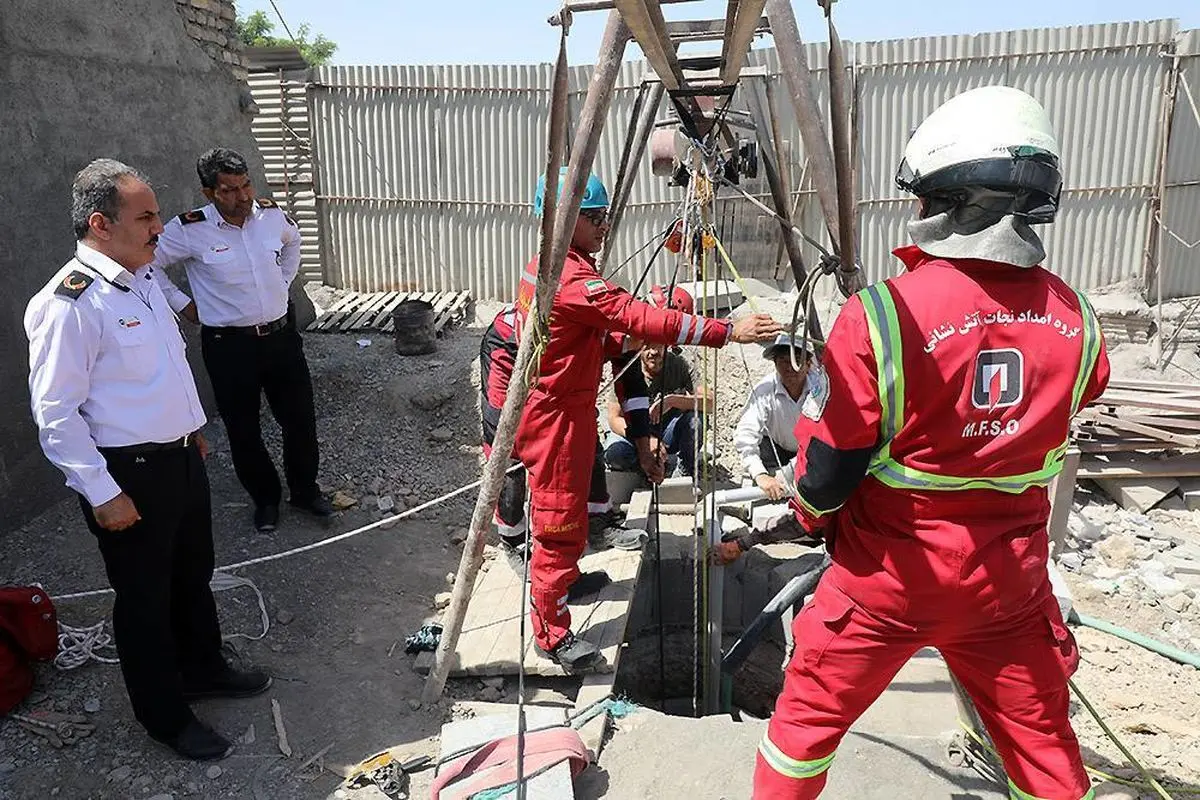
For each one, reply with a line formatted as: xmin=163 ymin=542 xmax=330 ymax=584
xmin=711 ymin=230 xmax=762 ymax=314
xmin=954 ymin=700 xmax=1196 ymax=798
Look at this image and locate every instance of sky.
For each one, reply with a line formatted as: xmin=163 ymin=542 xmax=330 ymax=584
xmin=238 ymin=0 xmax=1199 ymax=66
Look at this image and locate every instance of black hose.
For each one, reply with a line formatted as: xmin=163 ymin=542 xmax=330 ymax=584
xmin=721 ymin=554 xmax=830 ymax=674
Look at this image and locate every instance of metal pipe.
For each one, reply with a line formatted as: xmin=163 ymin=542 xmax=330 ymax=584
xmin=763 ymin=0 xmax=840 ymax=249
xmin=825 ymin=11 xmax=858 ymax=282
xmin=745 ymin=77 xmax=809 ymax=294
xmin=561 ymin=0 xmax=700 ymax=12
xmin=422 ymin=11 xmax=631 ymax=704
xmin=1149 ymin=43 xmax=1180 ymax=367
xmin=599 ymin=82 xmax=666 ymax=273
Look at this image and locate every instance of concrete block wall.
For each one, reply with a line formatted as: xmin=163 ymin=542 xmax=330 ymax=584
xmin=174 ymin=0 xmax=249 ymax=82
xmin=0 ymin=0 xmax=265 ymax=532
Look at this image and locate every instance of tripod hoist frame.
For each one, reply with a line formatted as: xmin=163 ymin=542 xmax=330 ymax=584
xmin=422 ymin=2 xmax=1009 ymax=797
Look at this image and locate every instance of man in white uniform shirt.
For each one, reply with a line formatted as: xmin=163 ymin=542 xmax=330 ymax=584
xmin=25 ymin=159 xmax=269 ymax=761
xmin=733 ymin=333 xmax=814 ymax=500
xmin=153 ymin=148 xmax=331 ymax=532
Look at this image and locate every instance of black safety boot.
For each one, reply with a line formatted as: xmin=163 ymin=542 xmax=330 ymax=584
xmin=536 ymin=632 xmax=601 ymax=672
xmin=587 ymin=510 xmax=647 ymax=551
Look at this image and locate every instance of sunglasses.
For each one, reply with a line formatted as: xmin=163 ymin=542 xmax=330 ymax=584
xmin=579 ymin=208 xmax=609 ymax=226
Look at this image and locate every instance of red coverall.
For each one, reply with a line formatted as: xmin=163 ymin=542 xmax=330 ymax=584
xmin=502 ymin=247 xmax=731 ymax=651
xmin=754 ymin=245 xmax=1109 ymax=800
xmin=480 ymin=304 xmax=651 ymax=537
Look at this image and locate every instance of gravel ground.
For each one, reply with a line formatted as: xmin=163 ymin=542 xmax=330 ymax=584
xmin=0 ymin=317 xmax=492 ymax=800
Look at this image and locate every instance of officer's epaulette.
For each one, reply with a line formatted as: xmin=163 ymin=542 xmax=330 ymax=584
xmin=178 ymin=209 xmax=206 ymax=225
xmin=53 ymin=269 xmax=95 ymax=300
xmin=257 ymin=197 xmax=278 ymax=209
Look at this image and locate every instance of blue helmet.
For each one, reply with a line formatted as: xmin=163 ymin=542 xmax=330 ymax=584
xmin=533 ymin=166 xmax=609 ymax=217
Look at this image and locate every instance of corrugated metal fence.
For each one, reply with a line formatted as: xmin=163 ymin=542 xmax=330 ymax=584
xmin=252 ymin=18 xmax=1200 ymax=301
xmin=248 ymin=66 xmax=322 ymax=282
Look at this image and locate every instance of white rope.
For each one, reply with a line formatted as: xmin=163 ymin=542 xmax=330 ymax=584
xmin=211 ymin=571 xmax=271 ymax=643
xmin=52 ymin=570 xmax=272 ymax=671
xmin=1156 ymin=211 xmax=1200 ymax=250
xmin=48 ymin=349 xmax=655 ymax=605
xmin=54 ymin=621 xmax=119 ymax=670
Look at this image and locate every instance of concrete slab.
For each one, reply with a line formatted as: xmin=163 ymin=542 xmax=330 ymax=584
xmin=676 ymin=279 xmax=744 ymax=313
xmin=580 ymin=707 xmax=1005 ymax=799
xmin=1096 ymin=477 xmax=1180 ymax=513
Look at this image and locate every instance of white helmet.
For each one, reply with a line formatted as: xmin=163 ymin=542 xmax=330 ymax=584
xmin=896 ymin=86 xmax=1063 ymax=223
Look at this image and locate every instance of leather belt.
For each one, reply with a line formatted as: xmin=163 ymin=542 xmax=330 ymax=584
xmin=204 ymin=315 xmax=288 ymax=337
xmin=99 ymin=433 xmax=195 ymax=456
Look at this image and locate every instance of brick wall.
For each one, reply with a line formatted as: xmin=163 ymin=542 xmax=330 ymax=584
xmin=174 ymin=0 xmax=248 ymax=82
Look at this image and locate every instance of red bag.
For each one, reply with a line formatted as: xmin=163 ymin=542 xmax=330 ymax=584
xmin=0 ymin=587 xmax=59 ymax=715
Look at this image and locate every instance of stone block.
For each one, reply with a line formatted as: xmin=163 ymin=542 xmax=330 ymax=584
xmin=607 ymin=470 xmax=646 ymax=508
xmin=656 ymin=476 xmax=695 ymax=505
xmin=1096 ymin=478 xmax=1180 ymax=513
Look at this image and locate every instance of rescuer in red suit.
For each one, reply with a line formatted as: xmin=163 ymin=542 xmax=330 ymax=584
xmin=731 ymin=87 xmax=1111 ymax=799
xmin=501 ymin=168 xmax=783 ymax=670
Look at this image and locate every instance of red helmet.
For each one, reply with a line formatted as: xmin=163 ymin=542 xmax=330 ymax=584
xmin=650 ymin=284 xmax=694 ymax=314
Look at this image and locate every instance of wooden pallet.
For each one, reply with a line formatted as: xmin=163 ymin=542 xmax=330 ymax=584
xmin=448 ymin=546 xmax=645 ymax=679
xmin=307 ymin=289 xmax=472 ymax=333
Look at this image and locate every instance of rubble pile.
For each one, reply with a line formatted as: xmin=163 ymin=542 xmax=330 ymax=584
xmin=1061 ymin=500 xmax=1200 ymax=647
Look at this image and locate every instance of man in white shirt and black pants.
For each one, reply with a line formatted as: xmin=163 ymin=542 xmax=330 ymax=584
xmin=733 ymin=333 xmax=816 ymax=500
xmin=25 ymin=159 xmax=269 ymax=761
xmin=153 ymin=148 xmax=331 ymax=532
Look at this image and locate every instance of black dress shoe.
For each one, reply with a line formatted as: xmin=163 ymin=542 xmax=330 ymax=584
xmin=254 ymin=504 xmax=279 ymax=532
xmin=288 ymin=494 xmax=334 ymax=518
xmin=156 ymin=719 xmax=232 ymax=761
xmin=183 ymin=668 xmax=273 ymax=702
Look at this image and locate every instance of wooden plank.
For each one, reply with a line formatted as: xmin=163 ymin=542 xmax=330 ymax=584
xmin=340 ymin=292 xmax=391 ymax=331
xmin=314 ymin=292 xmax=371 ymax=331
xmin=313 ymin=292 xmax=366 ymax=331
xmin=363 ymin=291 xmax=412 ymax=331
xmin=451 ymin=547 xmax=645 ymax=679
xmin=1048 ymin=447 xmax=1079 ymax=557
xmin=429 ymin=290 xmax=458 ymax=322
xmin=1095 ymin=477 xmax=1180 ymax=513
xmin=573 ymin=672 xmax=614 ymax=761
xmin=1078 ymin=440 xmax=1172 ymax=454
xmin=1077 ymin=456 xmax=1200 ymax=480
xmin=1094 ymin=392 xmax=1200 ymax=415
xmin=307 ymin=292 xmax=361 ymax=330
xmin=1107 ymin=379 xmax=1200 ymax=393
xmin=435 ymin=290 xmax=474 ymax=334
xmin=343 ymin=291 xmax=397 ymax=330
xmin=1076 ymin=410 xmax=1200 ymax=448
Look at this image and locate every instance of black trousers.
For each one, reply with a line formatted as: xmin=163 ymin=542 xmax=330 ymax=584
xmin=759 ymin=435 xmax=797 ymax=472
xmin=79 ymin=444 xmax=223 ymax=740
xmin=201 ymin=321 xmax=319 ymax=507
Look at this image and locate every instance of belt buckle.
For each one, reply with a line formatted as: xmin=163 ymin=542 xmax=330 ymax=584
xmin=254 ymin=323 xmax=267 ymax=337
xmin=182 ymin=433 xmax=192 ymax=448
